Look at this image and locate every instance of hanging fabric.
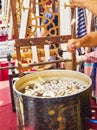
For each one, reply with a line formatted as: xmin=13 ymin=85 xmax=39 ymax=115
xmin=76 ymin=7 xmax=87 ymax=38
xmin=84 ymin=10 xmax=93 ymax=77
xmin=90 ymin=16 xmax=97 ymax=99
xmin=76 ymin=7 xmax=87 ymax=73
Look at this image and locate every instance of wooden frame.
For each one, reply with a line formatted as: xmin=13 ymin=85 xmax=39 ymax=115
xmin=10 ymin=0 xmax=76 ymax=76
xmin=14 ymin=35 xmax=76 ymax=75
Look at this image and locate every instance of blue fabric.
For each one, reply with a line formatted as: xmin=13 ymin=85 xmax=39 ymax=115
xmin=44 ymin=13 xmax=53 ymax=24
xmin=76 ymin=8 xmax=87 ymax=73
xmin=91 ymin=63 xmax=97 ymax=90
xmin=76 ymin=8 xmax=87 ymax=38
xmin=91 ymin=47 xmax=97 ymax=90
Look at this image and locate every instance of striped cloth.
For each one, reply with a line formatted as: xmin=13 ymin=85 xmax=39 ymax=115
xmin=76 ymin=7 xmax=87 ymax=38
xmin=76 ymin=8 xmax=87 ymax=73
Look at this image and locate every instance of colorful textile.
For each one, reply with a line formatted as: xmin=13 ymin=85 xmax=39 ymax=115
xmin=87 ymin=48 xmax=97 ymax=95
xmin=76 ymin=8 xmax=87 ymax=38
xmin=85 ymin=50 xmax=97 ymax=63
xmin=76 ymin=8 xmax=87 ymax=73
xmin=91 ymin=63 xmax=97 ymax=91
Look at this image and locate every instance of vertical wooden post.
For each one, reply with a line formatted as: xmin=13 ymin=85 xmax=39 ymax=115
xmin=19 ymin=0 xmax=30 ymax=38
xmin=52 ymin=0 xmax=55 ymax=12
xmin=71 ymin=8 xmax=76 ymax=70
xmin=10 ymin=0 xmax=19 ymax=39
xmin=10 ymin=0 xmax=22 ymax=75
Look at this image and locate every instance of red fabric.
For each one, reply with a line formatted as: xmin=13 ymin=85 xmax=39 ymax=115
xmin=1 ymin=61 xmax=8 ymax=80
xmin=0 ymin=62 xmax=2 ymax=81
xmin=0 ymin=61 xmax=15 ymax=81
xmin=0 ymin=81 xmax=11 ymax=106
xmin=0 ymin=34 xmax=8 ymax=41
xmin=0 ymin=104 xmax=17 ymax=130
xmin=0 ymin=80 xmax=18 ymax=130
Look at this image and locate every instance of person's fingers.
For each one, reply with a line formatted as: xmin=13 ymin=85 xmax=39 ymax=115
xmin=67 ymin=39 xmax=80 ymax=52
xmin=67 ymin=43 xmax=76 ymax=52
xmin=70 ymin=0 xmax=81 ymax=7
xmin=70 ymin=0 xmax=76 ymax=7
xmin=70 ymin=44 xmax=76 ymax=49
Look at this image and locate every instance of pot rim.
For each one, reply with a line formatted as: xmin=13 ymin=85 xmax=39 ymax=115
xmin=13 ymin=69 xmax=92 ymax=99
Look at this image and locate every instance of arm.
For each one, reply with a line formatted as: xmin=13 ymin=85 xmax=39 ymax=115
xmin=70 ymin=0 xmax=97 ymax=16
xmin=85 ymin=50 xmax=97 ymax=63
xmin=67 ymin=32 xmax=97 ymax=52
xmin=79 ymin=32 xmax=97 ymax=47
xmin=77 ymin=50 xmax=97 ymax=64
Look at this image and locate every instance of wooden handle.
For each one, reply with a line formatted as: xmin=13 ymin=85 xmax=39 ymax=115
xmin=64 ymin=2 xmax=71 ymax=9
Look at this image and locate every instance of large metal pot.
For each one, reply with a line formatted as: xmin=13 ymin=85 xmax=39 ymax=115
xmin=13 ymin=70 xmax=92 ymax=130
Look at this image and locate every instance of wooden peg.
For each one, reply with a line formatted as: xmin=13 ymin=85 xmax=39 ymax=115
xmin=64 ymin=2 xmax=71 ymax=9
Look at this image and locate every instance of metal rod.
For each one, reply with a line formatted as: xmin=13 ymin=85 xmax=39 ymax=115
xmin=0 ymin=66 xmax=16 ymax=70
xmin=21 ymin=59 xmax=72 ymax=68
xmin=0 ymin=57 xmax=8 ymax=59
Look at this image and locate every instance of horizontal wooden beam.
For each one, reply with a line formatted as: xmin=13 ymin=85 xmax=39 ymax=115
xmin=15 ymin=35 xmax=72 ymax=47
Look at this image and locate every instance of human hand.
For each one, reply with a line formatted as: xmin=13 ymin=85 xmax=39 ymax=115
xmin=67 ymin=39 xmax=81 ymax=52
